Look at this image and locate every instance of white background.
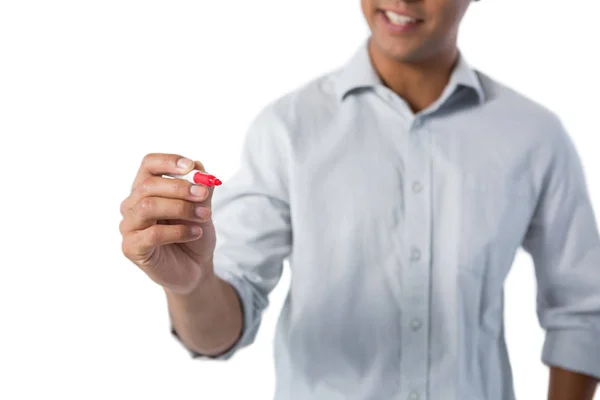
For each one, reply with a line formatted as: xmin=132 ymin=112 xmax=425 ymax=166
xmin=1 ymin=0 xmax=599 ymax=399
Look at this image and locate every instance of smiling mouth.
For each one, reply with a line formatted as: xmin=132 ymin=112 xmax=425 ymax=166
xmin=380 ymin=9 xmax=424 ymax=26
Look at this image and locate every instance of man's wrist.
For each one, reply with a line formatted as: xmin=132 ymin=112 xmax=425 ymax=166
xmin=548 ymin=366 xmax=598 ymax=400
xmin=163 ymin=257 xmax=216 ymax=297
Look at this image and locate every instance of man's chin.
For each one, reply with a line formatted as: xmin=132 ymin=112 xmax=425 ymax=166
xmin=373 ymin=39 xmax=425 ymax=63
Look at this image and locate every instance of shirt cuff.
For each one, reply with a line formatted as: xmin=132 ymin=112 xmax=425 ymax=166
xmin=170 ymin=267 xmax=259 ymax=361
xmin=542 ymin=329 xmax=600 ymax=380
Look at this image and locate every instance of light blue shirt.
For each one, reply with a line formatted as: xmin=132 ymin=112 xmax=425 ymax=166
xmin=172 ymin=40 xmax=600 ymax=400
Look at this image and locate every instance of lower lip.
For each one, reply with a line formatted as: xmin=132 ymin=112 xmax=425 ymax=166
xmin=377 ymin=11 xmax=423 ymax=34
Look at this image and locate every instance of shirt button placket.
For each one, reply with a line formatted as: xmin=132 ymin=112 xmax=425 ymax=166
xmin=399 ymin=119 xmax=431 ymax=400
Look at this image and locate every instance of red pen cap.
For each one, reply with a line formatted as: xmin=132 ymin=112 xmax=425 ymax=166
xmin=192 ymin=171 xmax=222 ymax=186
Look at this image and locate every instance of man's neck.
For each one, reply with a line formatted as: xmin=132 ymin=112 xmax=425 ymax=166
xmin=368 ymin=38 xmax=459 ymax=113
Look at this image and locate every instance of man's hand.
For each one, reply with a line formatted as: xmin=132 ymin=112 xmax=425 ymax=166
xmin=119 ymin=153 xmax=217 ymax=295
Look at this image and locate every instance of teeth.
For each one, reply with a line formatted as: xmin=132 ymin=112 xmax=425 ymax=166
xmin=384 ymin=11 xmax=417 ymax=25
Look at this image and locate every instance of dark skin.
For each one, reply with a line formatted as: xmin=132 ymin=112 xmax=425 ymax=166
xmin=549 ymin=367 xmax=598 ymax=400
xmin=360 ymin=0 xmax=599 ymax=398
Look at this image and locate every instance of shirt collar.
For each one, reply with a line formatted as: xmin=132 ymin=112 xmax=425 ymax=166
xmin=334 ymin=39 xmax=485 ymax=104
xmin=334 ymin=40 xmax=382 ymax=101
xmin=446 ymin=51 xmax=485 ymax=104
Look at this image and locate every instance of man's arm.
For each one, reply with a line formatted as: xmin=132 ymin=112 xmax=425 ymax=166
xmin=165 ymin=264 xmax=244 ymax=356
xmin=548 ymin=367 xmax=597 ymax=400
xmin=521 ymin=115 xmax=600 ymax=399
xmin=167 ymin=103 xmax=293 ymax=360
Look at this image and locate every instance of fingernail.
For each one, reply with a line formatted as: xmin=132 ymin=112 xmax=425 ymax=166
xmin=191 ymin=225 xmax=202 ymax=236
xmin=177 ymin=157 xmax=193 ymax=170
xmin=190 ymin=185 xmax=207 ymax=198
xmin=195 ymin=206 xmax=211 ymax=220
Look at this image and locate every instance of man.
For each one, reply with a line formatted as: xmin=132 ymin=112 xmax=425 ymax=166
xmin=119 ymin=0 xmax=600 ymax=399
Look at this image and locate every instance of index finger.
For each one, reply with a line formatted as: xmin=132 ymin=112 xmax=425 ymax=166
xmin=131 ymin=153 xmax=195 ymax=190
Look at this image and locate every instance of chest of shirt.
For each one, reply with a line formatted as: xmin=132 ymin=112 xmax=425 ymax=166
xmin=287 ymin=98 xmax=539 ymax=277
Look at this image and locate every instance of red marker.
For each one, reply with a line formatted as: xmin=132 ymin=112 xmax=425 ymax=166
xmin=164 ymin=170 xmax=222 ymax=186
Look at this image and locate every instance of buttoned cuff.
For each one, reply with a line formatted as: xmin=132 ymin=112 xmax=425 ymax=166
xmin=542 ymin=329 xmax=600 ymax=380
xmin=170 ymin=267 xmax=259 ymax=361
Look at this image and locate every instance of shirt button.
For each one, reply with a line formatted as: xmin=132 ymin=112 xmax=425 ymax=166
xmin=410 ymin=318 xmax=422 ymax=331
xmin=410 ymin=247 xmax=421 ymax=262
xmin=412 ymin=181 xmax=422 ymax=193
xmin=408 ymin=392 xmax=419 ymax=400
xmin=391 ymin=210 xmax=399 ymax=227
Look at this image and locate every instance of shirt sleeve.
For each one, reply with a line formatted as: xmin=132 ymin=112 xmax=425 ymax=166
xmin=171 ymin=103 xmax=293 ymax=360
xmin=521 ymin=115 xmax=600 ymax=379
